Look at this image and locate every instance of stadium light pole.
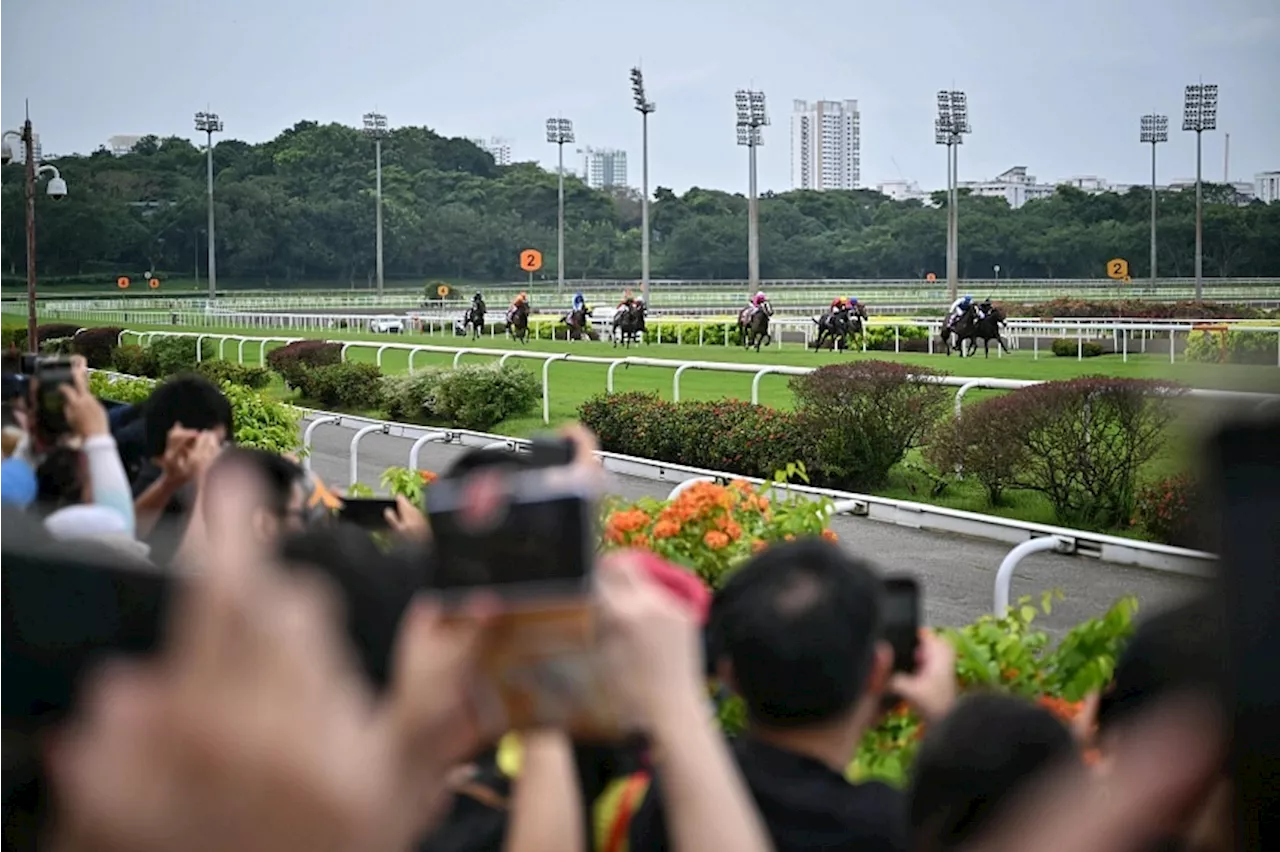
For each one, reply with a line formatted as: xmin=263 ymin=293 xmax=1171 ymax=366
xmin=546 ymin=117 xmax=575 ymax=292
xmin=362 ymin=112 xmax=389 ymax=298
xmin=936 ymin=91 xmax=969 ymax=302
xmin=1182 ymin=82 xmax=1217 ymax=300
xmin=735 ymin=90 xmax=768 ymax=294
xmin=631 ymin=67 xmax=656 ymax=307
xmin=1140 ymin=114 xmax=1169 ymax=287
xmin=194 ymin=111 xmax=223 ymax=300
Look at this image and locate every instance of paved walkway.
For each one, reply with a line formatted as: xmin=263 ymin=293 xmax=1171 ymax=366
xmin=303 ymin=418 xmax=1205 ymax=635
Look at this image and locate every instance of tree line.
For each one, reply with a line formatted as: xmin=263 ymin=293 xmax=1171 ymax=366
xmin=3 ymin=120 xmax=1277 ymax=285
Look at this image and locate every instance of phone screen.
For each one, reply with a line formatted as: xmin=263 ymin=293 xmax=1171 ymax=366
xmin=34 ymin=357 xmax=73 ymax=437
xmin=426 ymin=472 xmax=592 ymax=597
xmin=2 ymin=532 xmax=171 ymax=727
xmin=882 ymin=577 xmax=921 ymax=673
xmin=337 ymin=498 xmax=398 ymax=530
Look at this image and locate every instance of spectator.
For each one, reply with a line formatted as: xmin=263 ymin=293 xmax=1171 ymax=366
xmin=908 ymin=692 xmax=1079 ymax=852
xmin=625 ymin=538 xmax=955 ymax=852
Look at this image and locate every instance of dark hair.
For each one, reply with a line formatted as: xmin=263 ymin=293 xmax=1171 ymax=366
xmin=707 ymin=538 xmax=884 ymax=728
xmin=1097 ymin=594 xmax=1226 ymax=734
xmin=908 ymin=692 xmax=1078 ymax=852
xmin=444 ymin=447 xmax=535 ymax=480
xmin=142 ymin=374 xmax=232 ymax=459
xmin=34 ymin=448 xmax=80 ymax=511
xmin=206 ymin=448 xmax=304 ymax=520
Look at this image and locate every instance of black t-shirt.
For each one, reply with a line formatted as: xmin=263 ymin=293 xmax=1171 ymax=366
xmin=629 ymin=738 xmax=908 ymax=852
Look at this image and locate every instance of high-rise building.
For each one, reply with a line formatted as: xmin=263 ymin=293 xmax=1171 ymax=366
xmin=1257 ymin=171 xmax=1280 ymax=204
xmin=12 ymin=132 xmax=42 ymax=164
xmin=108 ymin=135 xmax=143 ymax=156
xmin=790 ymin=99 xmax=861 ymax=191
xmin=580 ymin=146 xmax=627 ymax=188
xmin=469 ymin=137 xmax=513 ymax=165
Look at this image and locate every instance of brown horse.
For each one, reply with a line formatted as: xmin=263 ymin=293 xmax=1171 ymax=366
xmin=738 ymin=300 xmax=774 ymax=352
xmin=506 ymin=300 xmax=531 ymax=344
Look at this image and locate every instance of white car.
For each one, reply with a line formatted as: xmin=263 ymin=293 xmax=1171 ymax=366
xmin=369 ymin=315 xmax=405 ymax=334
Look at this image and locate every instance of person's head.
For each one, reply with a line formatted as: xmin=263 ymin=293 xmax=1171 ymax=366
xmin=849 ymin=297 xmax=859 ymax=305
xmin=203 ymin=448 xmax=308 ymax=546
xmin=474 ymin=292 xmax=482 ymax=300
xmin=962 ymin=295 xmax=973 ymax=305
xmin=908 ymin=692 xmax=1079 ymax=852
xmin=708 ymin=538 xmax=891 ymax=735
xmin=142 ymin=374 xmax=232 ymax=461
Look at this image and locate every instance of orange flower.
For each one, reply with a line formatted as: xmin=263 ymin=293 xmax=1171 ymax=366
xmin=608 ymin=509 xmax=652 ymax=535
xmin=784 ymin=533 xmax=796 ymax=542
xmin=1037 ymin=695 xmax=1084 ymax=722
xmin=1002 ymin=667 xmax=1021 ymax=681
xmin=703 ymin=530 xmax=730 ymax=550
xmin=653 ymin=519 xmax=681 ymax=539
xmin=723 ymin=520 xmax=743 ymax=541
xmin=419 ymin=470 xmax=439 ymax=484
xmin=751 ymin=539 xmax=769 ymax=553
xmin=821 ymin=528 xmax=839 ymax=543
xmin=631 ymin=534 xmax=650 ymax=549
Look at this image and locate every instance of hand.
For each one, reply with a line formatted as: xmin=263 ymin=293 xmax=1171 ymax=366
xmin=385 ymin=494 xmax=430 ymax=543
xmin=157 ymin=427 xmax=200 ymax=484
xmin=186 ymin=430 xmax=223 ymax=483
xmin=60 ymin=362 xmax=110 ymax=438
xmin=888 ymin=629 xmax=957 ymax=723
xmin=47 ymin=460 xmax=430 ymax=852
xmin=595 ymin=551 xmax=706 ymax=729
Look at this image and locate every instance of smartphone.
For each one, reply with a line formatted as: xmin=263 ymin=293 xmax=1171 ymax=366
xmin=2 ymin=529 xmax=172 ymax=729
xmin=882 ymin=576 xmax=921 ymax=673
xmin=1213 ymin=418 xmax=1280 ymax=849
xmin=528 ymin=434 xmax=576 ymax=469
xmin=33 ymin=356 xmax=74 ymax=438
xmin=337 ymin=497 xmax=398 ymax=530
xmin=425 ymin=467 xmax=594 ymax=601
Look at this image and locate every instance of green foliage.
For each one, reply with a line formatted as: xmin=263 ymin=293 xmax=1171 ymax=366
xmin=39 ymin=336 xmax=77 ymax=355
xmin=195 ymin=358 xmax=273 ymax=389
xmin=1186 ymin=329 xmax=1277 ymax=364
xmin=1051 ymin=338 xmax=1105 ymax=358
xmin=297 ymin=362 xmax=385 ymax=409
xmin=71 ymin=327 xmax=124 ymax=367
xmin=380 ymin=369 xmax=445 ymax=421
xmin=87 ymin=371 xmax=154 ymax=404
xmin=6 ymin=124 xmax=1277 ymax=282
xmin=111 ymin=344 xmax=158 ymax=377
xmin=429 ymin=363 xmax=540 ymax=430
xmin=926 ymin=395 xmax=1032 ymax=506
xmin=1131 ymin=473 xmax=1200 ymax=546
xmin=218 ymin=381 xmax=303 ymax=454
xmin=266 ymin=340 xmax=344 ymax=390
xmin=147 ymin=336 xmax=216 ymax=377
xmin=380 ymin=467 xmax=437 ymax=505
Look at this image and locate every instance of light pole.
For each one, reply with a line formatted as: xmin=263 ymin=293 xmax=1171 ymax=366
xmin=546 ymin=118 xmax=575 ymax=292
xmin=362 ymin=112 xmax=389 ymax=298
xmin=631 ymin=67 xmax=656 ymax=306
xmin=935 ymin=91 xmax=970 ymax=302
xmin=194 ymin=111 xmax=223 ymax=300
xmin=735 ymin=90 xmax=768 ymax=294
xmin=1140 ymin=113 xmax=1169 ymax=287
xmin=3 ymin=106 xmax=68 ymax=354
xmin=1182 ymin=83 xmax=1217 ymax=300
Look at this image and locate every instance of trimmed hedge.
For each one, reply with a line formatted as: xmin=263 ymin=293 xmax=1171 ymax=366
xmin=431 ymin=364 xmax=540 ymax=430
xmin=1051 ymin=338 xmax=1105 ymax=358
xmin=72 ymin=327 xmax=124 ymax=368
xmin=296 ymin=362 xmax=385 ymax=410
xmin=195 ymin=359 xmax=273 ymax=389
xmin=266 ymin=340 xmax=344 ymax=390
xmin=1016 ymin=299 xmax=1273 ymax=320
xmin=1185 ymin=329 xmax=1275 ymax=365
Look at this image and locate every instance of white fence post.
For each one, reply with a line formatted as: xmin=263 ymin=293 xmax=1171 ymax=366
xmin=542 ymin=355 xmax=567 ymax=424
xmin=301 ymin=415 xmax=341 ymax=473
xmin=408 ymin=431 xmax=451 ymax=471
xmin=994 ymin=536 xmax=1074 ymax=614
xmin=349 ymin=423 xmax=390 ymax=486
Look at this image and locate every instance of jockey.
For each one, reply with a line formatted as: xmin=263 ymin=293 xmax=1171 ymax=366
xmin=829 ymin=296 xmax=847 ymax=314
xmin=946 ymin=294 xmax=973 ymax=328
xmin=977 ymin=297 xmax=992 ymax=321
xmin=846 ymin=297 xmax=860 ymax=311
xmin=745 ymin=290 xmax=767 ymax=321
xmin=572 ymin=291 xmax=586 ymax=313
xmin=472 ymin=291 xmax=486 ymax=312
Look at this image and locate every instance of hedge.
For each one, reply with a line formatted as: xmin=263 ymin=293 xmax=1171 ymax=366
xmin=1014 ymin=299 xmax=1275 ymax=320
xmin=72 ymin=327 xmax=124 ymax=368
xmin=195 ymin=359 xmax=273 ymax=390
xmin=295 ymin=362 xmax=385 ymax=410
xmin=1051 ymin=338 xmax=1105 ymax=358
xmin=266 ymin=340 xmax=344 ymax=390
xmin=1185 ymin=329 xmax=1276 ymax=365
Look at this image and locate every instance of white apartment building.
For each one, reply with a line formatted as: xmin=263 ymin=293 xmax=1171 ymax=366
xmin=790 ymin=99 xmax=861 ymax=191
xmin=469 ymin=137 xmax=513 ymax=165
xmin=1254 ymin=171 xmax=1280 ymax=203
xmin=580 ymin=147 xmax=627 ymax=189
xmin=11 ymin=132 xmax=42 ymax=164
xmin=958 ymin=166 xmax=1056 ymax=209
xmin=875 ymin=179 xmax=928 ymax=203
xmin=108 ymin=135 xmax=143 ymax=156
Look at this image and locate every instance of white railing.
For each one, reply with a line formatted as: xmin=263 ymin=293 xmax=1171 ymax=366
xmin=115 ymin=329 xmax=1280 ymax=426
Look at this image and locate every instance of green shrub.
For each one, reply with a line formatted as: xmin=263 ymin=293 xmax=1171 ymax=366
xmin=431 ymin=363 xmax=540 ymax=430
xmin=1051 ymin=338 xmax=1104 ymax=358
xmin=6 ymin=323 xmax=85 ymax=352
xmin=380 ymin=369 xmax=446 ymax=421
xmin=72 ymin=327 xmax=123 ymax=368
xmin=299 ymin=362 xmax=385 ymax=410
xmin=88 ymin=372 xmax=154 ymax=404
xmin=788 ymin=361 xmax=951 ymax=490
xmin=1131 ymin=473 xmax=1200 ymax=547
xmin=579 ymin=392 xmax=681 ymax=460
xmin=218 ymin=381 xmax=302 ymax=455
xmin=267 ymin=340 xmax=343 ymax=389
xmin=147 ymin=336 xmax=215 ymax=377
xmin=195 ymin=359 xmax=273 ymax=389
xmin=40 ymin=336 xmax=77 ymax=356
xmin=926 ymin=395 xmax=1033 ymax=506
xmin=1186 ymin=329 xmax=1275 ymax=365
xmin=864 ymin=324 xmax=929 ymax=351
xmin=112 ymin=344 xmax=159 ymax=377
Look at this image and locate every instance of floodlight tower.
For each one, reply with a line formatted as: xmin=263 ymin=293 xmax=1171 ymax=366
xmin=362 ymin=112 xmax=390 ymax=298
xmin=631 ymin=67 xmax=656 ymax=306
xmin=1140 ymin=114 xmax=1169 ymax=286
xmin=546 ymin=117 xmax=575 ymax=291
xmin=935 ymin=91 xmax=970 ymax=302
xmin=194 ymin=111 xmax=223 ymax=300
xmin=1182 ymin=83 xmax=1218 ymax=300
xmin=735 ymin=90 xmax=768 ymax=294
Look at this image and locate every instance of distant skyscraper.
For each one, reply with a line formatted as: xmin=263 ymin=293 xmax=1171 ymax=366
xmin=1257 ymin=171 xmax=1280 ymax=204
xmin=580 ymin=147 xmax=628 ymax=189
xmin=790 ymin=99 xmax=861 ymax=191
xmin=470 ymin=137 xmax=513 ymax=165
xmin=12 ymin=132 xmax=42 ymax=164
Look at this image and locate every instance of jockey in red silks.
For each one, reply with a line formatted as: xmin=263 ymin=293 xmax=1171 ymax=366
xmin=829 ymin=296 xmax=847 ymax=313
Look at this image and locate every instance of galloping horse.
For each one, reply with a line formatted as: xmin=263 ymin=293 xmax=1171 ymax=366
xmin=564 ymin=306 xmax=599 ymax=341
xmin=812 ymin=303 xmax=868 ymax=351
xmin=612 ymin=303 xmax=646 ymax=348
xmin=506 ymin=300 xmax=531 ymax=344
xmin=462 ymin=303 xmax=486 ymax=340
xmin=738 ymin=299 xmax=774 ymax=352
xmin=959 ymin=305 xmax=1010 ymax=358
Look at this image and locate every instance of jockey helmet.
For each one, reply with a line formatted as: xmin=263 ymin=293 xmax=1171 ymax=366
xmin=963 ymin=294 xmax=973 ymax=303
xmin=848 ymin=297 xmax=859 ymax=305
xmin=755 ymin=290 xmax=766 ymax=301
xmin=474 ymin=292 xmax=482 ymax=299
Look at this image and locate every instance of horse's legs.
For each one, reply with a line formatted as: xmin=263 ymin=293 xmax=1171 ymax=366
xmin=984 ymin=338 xmax=991 ymax=358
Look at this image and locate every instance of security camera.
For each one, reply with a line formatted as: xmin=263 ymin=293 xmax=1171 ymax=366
xmin=46 ymin=177 xmax=67 ymax=200
xmin=0 ymin=141 xmax=12 ymax=165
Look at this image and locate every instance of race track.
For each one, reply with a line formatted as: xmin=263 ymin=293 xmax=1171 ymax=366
xmin=302 ymin=417 xmax=1206 ymax=635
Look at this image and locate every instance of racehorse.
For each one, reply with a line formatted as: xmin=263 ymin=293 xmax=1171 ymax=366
xmin=564 ymin=306 xmax=599 ymax=341
xmin=506 ymin=300 xmax=531 ymax=344
xmin=738 ymin=299 xmax=774 ymax=352
xmin=462 ymin=304 xmax=486 ymax=340
xmin=959 ymin=305 xmax=1010 ymax=358
xmin=612 ymin=303 xmax=646 ymax=348
xmin=812 ymin=303 xmax=868 ymax=351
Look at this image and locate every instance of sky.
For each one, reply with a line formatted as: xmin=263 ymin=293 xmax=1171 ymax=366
xmin=3 ymin=0 xmax=1277 ymax=196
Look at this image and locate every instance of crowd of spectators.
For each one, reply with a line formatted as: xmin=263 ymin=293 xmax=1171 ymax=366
xmin=0 ymin=356 xmax=1252 ymax=852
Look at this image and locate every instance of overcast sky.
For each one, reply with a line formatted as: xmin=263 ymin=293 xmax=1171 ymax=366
xmin=3 ymin=0 xmax=1277 ymax=195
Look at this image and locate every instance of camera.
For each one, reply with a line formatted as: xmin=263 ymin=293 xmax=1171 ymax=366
xmin=46 ymin=177 xmax=67 ymax=200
